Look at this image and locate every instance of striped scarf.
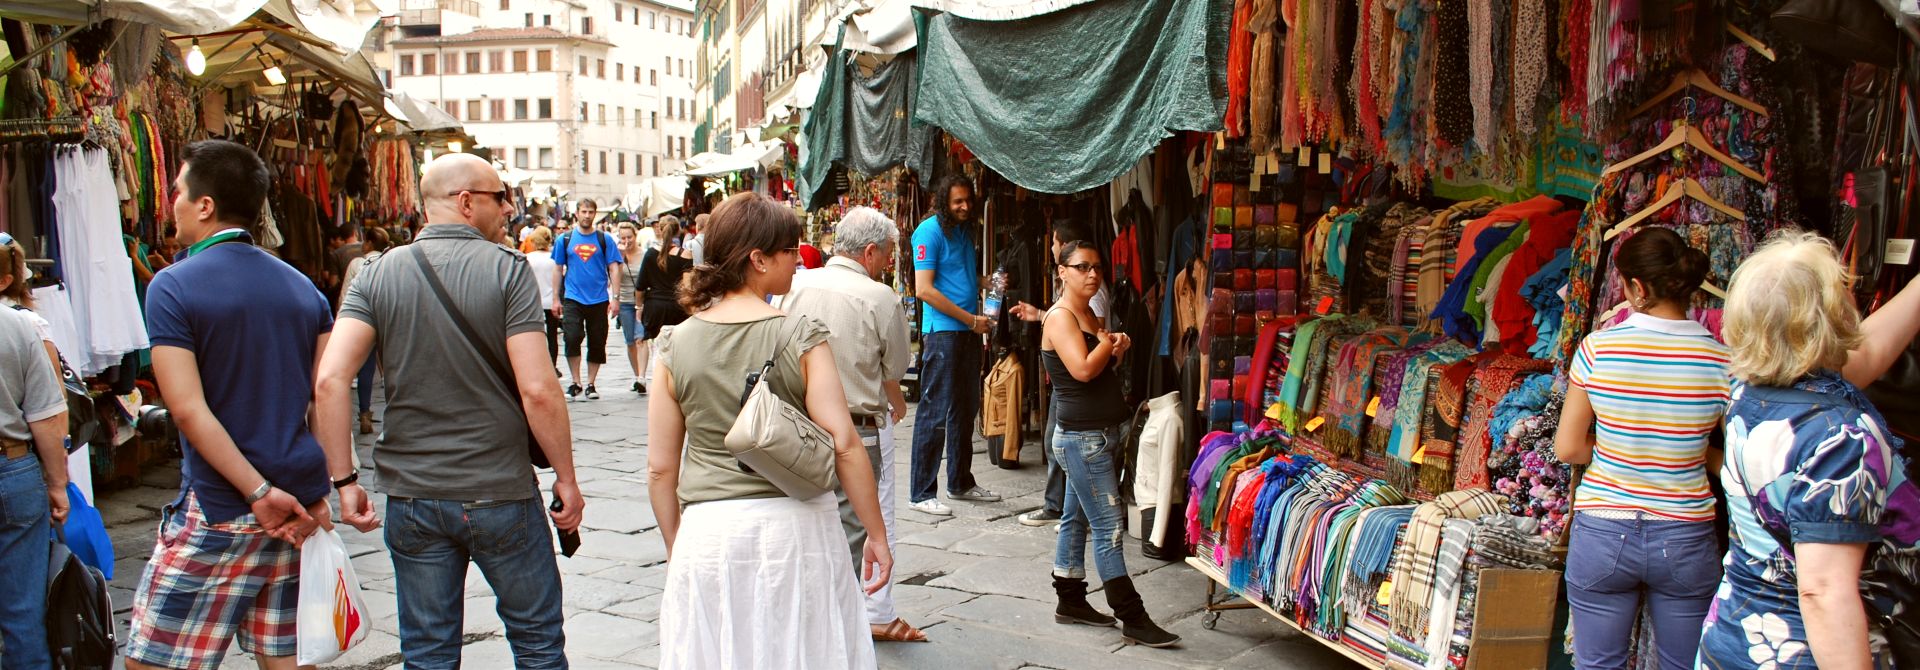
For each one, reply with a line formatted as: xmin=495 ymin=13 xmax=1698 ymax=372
xmin=1388 ymin=489 xmax=1508 ymax=640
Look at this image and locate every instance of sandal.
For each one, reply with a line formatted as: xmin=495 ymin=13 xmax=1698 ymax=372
xmin=871 ymin=618 xmax=929 ymax=643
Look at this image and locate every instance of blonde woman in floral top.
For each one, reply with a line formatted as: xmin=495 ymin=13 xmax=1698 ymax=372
xmin=1697 ymin=232 xmax=1920 ymax=670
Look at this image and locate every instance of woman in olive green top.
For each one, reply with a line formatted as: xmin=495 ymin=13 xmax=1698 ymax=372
xmin=646 ymin=192 xmax=893 ymax=669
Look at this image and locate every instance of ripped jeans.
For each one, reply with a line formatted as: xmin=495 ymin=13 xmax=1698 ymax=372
xmin=1052 ymin=423 xmax=1129 ymax=582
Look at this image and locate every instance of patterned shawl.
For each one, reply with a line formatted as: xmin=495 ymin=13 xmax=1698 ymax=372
xmin=1321 ymin=327 xmax=1409 ymax=457
xmin=1450 ymin=355 xmax=1553 ymax=492
xmin=1298 ymin=316 xmax=1374 ymax=431
xmin=1388 ymin=489 xmax=1508 ymax=641
xmin=1388 ymin=341 xmax=1475 ymax=491
xmin=1420 ymin=353 xmax=1491 ymax=492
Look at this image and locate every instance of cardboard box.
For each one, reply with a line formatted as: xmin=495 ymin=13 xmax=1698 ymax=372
xmin=1465 ymin=568 xmax=1562 ymax=670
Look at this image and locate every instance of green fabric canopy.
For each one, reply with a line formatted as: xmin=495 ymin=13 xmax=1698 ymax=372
xmin=912 ymin=0 xmax=1232 ymax=194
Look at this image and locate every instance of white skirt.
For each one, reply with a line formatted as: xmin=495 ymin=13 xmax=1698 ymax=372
xmin=659 ymin=493 xmax=877 ymax=670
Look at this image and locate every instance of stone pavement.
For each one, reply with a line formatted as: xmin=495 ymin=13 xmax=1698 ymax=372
xmin=94 ymin=343 xmax=1359 ymax=669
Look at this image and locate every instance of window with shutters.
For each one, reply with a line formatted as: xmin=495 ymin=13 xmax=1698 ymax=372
xmin=582 ymin=17 xmax=594 ymax=35
xmin=489 ymin=50 xmax=504 ymax=72
xmin=616 ymin=107 xmax=625 ymax=126
xmin=490 ymin=99 xmax=505 ymax=120
xmin=421 ymin=53 xmax=437 ymax=75
xmin=596 ymin=59 xmax=605 ymax=78
xmin=597 ymin=104 xmax=606 ymax=124
xmin=614 ymin=4 xmax=623 ymax=21
xmin=512 ymin=50 xmax=528 ymax=72
xmin=650 ymin=69 xmax=657 ymax=86
xmin=465 ymin=100 xmax=480 ymax=120
xmin=578 ymin=55 xmax=588 ymax=75
xmin=598 ymin=151 xmax=607 ymax=174
xmin=514 ymin=99 xmax=529 ymax=120
xmin=618 ymin=153 xmax=626 ymax=174
xmin=515 ymin=148 xmax=530 ymax=169
xmin=650 ymin=112 xmax=657 ymax=129
xmin=537 ymin=98 xmax=552 ymax=119
xmin=539 ymin=147 xmax=554 ymax=169
xmin=616 ymin=63 xmax=624 ymax=81
xmin=465 ymin=52 xmax=480 ymax=73
xmin=399 ymin=54 xmax=414 ymax=76
xmin=536 ymin=49 xmax=552 ymax=71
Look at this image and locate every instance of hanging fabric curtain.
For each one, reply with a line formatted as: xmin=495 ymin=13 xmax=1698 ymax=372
xmin=912 ymin=0 xmax=1232 ymax=194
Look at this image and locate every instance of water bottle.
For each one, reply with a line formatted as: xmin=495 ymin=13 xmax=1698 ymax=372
xmin=983 ymin=267 xmax=1009 ymax=327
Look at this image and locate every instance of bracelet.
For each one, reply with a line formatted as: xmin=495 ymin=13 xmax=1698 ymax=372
xmin=244 ymin=480 xmax=273 ymax=504
xmin=332 ymin=472 xmax=361 ymax=489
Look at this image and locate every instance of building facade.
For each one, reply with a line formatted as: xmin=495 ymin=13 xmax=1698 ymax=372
xmin=693 ymin=0 xmax=844 ymax=154
xmin=383 ymin=0 xmax=698 ymax=206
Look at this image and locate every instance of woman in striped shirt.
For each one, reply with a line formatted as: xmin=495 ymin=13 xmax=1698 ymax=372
xmin=1554 ymin=227 xmax=1732 ymax=670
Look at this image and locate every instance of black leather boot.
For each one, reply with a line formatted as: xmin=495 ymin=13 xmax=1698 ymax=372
xmin=1102 ymin=576 xmax=1180 ymax=648
xmin=1052 ymin=574 xmax=1117 ymax=627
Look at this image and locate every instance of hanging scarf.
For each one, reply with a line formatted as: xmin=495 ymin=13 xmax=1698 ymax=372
xmin=1388 ymin=489 xmax=1508 ymax=642
xmin=1446 ymin=356 xmax=1553 ymax=492
xmin=1387 ymin=341 xmax=1474 ymax=490
xmin=1323 ymin=328 xmax=1409 ymax=457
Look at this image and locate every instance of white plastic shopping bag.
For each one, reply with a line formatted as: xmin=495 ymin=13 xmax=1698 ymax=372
xmin=296 ymin=528 xmax=371 ymax=665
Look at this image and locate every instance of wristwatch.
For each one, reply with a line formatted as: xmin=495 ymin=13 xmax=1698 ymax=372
xmin=332 ymin=472 xmax=360 ymax=489
xmin=244 ymin=480 xmax=273 ymax=504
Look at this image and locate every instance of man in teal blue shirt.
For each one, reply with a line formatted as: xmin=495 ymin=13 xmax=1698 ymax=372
xmin=907 ymin=175 xmax=1000 ymax=516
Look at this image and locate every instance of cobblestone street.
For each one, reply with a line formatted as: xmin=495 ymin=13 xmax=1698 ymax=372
xmin=96 ymin=345 xmax=1357 ymax=669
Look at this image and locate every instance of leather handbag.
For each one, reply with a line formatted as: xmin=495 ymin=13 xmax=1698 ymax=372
xmin=724 ymin=317 xmax=839 ymax=500
xmin=1772 ymin=0 xmax=1899 ymax=66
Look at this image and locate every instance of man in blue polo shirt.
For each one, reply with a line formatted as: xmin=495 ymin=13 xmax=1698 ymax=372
xmin=907 ymin=175 xmax=1001 ymax=516
xmin=551 ymin=199 xmax=624 ymax=401
xmin=126 ymin=139 xmax=335 ymax=670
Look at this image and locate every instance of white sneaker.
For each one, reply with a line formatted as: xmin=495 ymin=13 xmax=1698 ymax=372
xmin=909 ymin=499 xmax=953 ymax=516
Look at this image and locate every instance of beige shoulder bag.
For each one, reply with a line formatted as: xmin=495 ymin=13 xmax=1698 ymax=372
xmin=725 ymin=316 xmax=839 ymax=499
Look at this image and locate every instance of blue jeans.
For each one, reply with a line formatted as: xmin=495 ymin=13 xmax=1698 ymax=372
xmin=385 ymin=495 xmax=567 ymax=670
xmin=1565 ymin=514 xmax=1720 ymax=670
xmin=909 ymin=331 xmax=981 ymax=503
xmin=1052 ymin=424 xmax=1129 ymax=582
xmin=356 ymin=357 xmax=376 ymax=413
xmin=0 ymin=453 xmax=50 ymax=670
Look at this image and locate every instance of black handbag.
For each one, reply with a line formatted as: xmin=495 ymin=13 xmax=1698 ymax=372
xmin=1772 ymin=0 xmax=1901 ymax=66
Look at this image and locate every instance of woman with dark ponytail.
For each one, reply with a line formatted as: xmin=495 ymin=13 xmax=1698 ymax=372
xmin=646 ymin=192 xmax=892 ymax=668
xmin=1552 ymin=227 xmax=1733 ymax=669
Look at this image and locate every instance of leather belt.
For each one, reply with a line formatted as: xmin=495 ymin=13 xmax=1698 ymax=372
xmin=852 ymin=414 xmax=882 ymax=430
xmin=1 ymin=439 xmax=30 ymax=460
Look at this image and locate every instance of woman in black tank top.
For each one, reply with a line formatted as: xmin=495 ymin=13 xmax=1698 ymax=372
xmin=1039 ymin=242 xmax=1180 ymax=649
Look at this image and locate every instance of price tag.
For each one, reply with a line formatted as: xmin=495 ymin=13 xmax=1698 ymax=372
xmin=1297 ymin=148 xmax=1312 ymax=166
xmin=1265 ymin=403 xmax=1286 ymax=421
xmin=1304 ymin=416 xmax=1325 ymax=432
xmin=1216 ymin=132 xmax=1226 ymax=150
xmin=1250 ymin=170 xmax=1262 ymax=192
xmin=1254 ymin=154 xmax=1268 ymax=174
xmin=1887 ymin=239 xmax=1915 ymax=266
xmin=1365 ymin=397 xmax=1380 ymax=418
xmin=1317 ymin=152 xmax=1332 ymax=174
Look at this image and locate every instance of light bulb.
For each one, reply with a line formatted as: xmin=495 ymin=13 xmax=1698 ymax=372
xmin=262 ymin=65 xmax=285 ymax=86
xmin=185 ymin=39 xmax=206 ymax=76
xmin=448 ymin=140 xmax=463 ymax=153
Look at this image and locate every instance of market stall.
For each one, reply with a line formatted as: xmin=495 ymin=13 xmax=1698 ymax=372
xmin=0 ymin=0 xmax=414 ymax=493
xmin=790 ymin=0 xmax=1920 ymax=666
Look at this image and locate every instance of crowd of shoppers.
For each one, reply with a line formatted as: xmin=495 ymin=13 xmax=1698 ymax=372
xmin=36 ymin=137 xmax=1920 ymax=670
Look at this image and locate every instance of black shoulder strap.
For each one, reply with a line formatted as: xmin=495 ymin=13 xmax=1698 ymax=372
xmin=741 ymin=316 xmax=806 ymax=407
xmin=407 ymin=244 xmax=521 ymax=397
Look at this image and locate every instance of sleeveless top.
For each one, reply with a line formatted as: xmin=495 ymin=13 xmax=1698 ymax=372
xmin=659 ymin=314 xmax=830 ymax=505
xmin=1041 ymin=308 xmax=1129 ymax=431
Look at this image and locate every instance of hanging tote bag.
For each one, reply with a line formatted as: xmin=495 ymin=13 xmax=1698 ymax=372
xmin=724 ymin=317 xmax=839 ymax=499
xmin=296 ymin=528 xmax=371 ymax=665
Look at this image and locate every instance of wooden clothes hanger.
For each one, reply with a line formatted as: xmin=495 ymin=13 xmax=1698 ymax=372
xmin=1627 ymin=69 xmax=1770 ymax=119
xmin=1602 ymin=122 xmax=1765 ymax=182
xmin=1726 ymin=23 xmax=1776 ymax=61
xmin=1604 ymin=178 xmax=1746 ymax=241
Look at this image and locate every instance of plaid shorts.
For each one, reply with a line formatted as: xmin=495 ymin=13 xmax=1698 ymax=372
xmin=123 ymin=493 xmax=301 ymax=670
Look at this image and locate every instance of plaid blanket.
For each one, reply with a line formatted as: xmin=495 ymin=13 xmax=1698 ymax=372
xmin=1388 ymin=489 xmax=1507 ymax=640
